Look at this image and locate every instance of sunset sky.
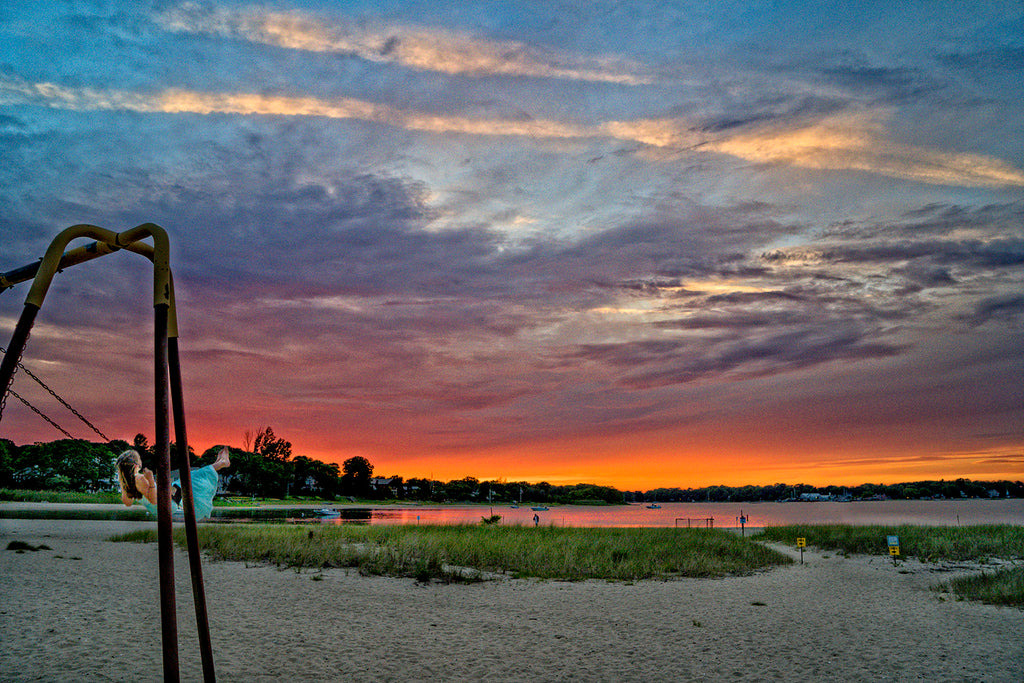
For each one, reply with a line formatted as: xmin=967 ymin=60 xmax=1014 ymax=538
xmin=1 ymin=2 xmax=1022 ymax=489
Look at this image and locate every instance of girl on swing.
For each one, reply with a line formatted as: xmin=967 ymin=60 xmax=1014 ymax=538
xmin=117 ymin=446 xmax=231 ymax=520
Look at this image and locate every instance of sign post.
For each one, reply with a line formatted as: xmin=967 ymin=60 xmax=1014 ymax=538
xmin=887 ymin=535 xmax=900 ymax=565
xmin=796 ymin=537 xmax=806 ymax=564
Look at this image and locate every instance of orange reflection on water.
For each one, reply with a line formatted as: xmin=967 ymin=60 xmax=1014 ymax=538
xmin=314 ymin=499 xmax=1024 ymax=528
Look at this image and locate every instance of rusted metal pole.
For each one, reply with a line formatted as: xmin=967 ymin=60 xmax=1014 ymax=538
xmin=155 ymin=303 xmax=180 ymax=682
xmin=168 ymin=335 xmax=216 ymax=682
xmin=0 ymin=304 xmax=38 ymax=408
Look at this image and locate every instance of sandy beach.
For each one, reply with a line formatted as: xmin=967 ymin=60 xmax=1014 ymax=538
xmin=2 ymin=517 xmax=1022 ymax=682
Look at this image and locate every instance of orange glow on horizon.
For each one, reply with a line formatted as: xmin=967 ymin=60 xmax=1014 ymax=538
xmin=185 ymin=421 xmax=1022 ymax=491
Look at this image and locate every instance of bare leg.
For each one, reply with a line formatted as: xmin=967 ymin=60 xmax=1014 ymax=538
xmin=212 ymin=447 xmax=231 ymax=471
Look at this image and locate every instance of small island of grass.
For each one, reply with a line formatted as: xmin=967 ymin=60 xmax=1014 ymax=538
xmin=111 ymin=524 xmax=792 ymax=582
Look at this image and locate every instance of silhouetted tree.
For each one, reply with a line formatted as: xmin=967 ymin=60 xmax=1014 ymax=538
xmin=290 ymin=455 xmax=341 ymax=497
xmin=445 ymin=476 xmax=480 ymax=501
xmin=340 ymin=456 xmax=373 ymax=497
xmin=252 ymin=426 xmax=292 ymax=462
xmin=213 ymin=446 xmax=288 ymax=498
xmin=132 ymin=433 xmax=153 ymax=459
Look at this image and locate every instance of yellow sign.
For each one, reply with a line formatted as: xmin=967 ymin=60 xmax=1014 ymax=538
xmin=796 ymin=537 xmax=806 ymax=548
xmin=889 ymin=546 xmax=900 ymax=556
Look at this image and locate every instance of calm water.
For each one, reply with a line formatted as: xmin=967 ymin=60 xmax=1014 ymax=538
xmin=291 ymin=499 xmax=1024 ymax=528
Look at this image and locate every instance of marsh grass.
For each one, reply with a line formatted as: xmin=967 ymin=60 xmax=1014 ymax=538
xmin=755 ymin=524 xmax=1024 ymax=562
xmin=110 ymin=524 xmax=792 ymax=581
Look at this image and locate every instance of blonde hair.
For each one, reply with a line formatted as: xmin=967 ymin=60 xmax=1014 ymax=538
xmin=116 ymin=450 xmax=143 ymax=500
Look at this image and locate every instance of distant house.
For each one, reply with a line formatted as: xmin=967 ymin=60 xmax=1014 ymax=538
xmin=371 ymin=477 xmax=400 ymax=497
xmin=798 ymin=492 xmax=832 ymax=502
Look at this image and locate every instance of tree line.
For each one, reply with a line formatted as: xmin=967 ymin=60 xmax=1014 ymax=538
xmin=0 ymin=429 xmax=374 ymax=500
xmin=641 ymin=480 xmax=1024 ymax=503
xmin=1 ymin=433 xmax=1020 ymax=503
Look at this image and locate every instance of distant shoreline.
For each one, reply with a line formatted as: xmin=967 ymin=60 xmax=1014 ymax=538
xmin=3 ymin=497 xmax=1022 ymax=529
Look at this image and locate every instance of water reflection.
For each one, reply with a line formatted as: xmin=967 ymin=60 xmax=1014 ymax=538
xmin=212 ymin=507 xmax=373 ymax=523
xmin=211 ymin=499 xmax=1024 ymax=528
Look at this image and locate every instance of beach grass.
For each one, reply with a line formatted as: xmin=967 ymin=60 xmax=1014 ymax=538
xmin=757 ymin=524 xmax=1024 ymax=608
xmin=754 ymin=524 xmax=1024 ymax=562
xmin=0 ymin=488 xmax=120 ymax=504
xmin=108 ymin=529 xmax=159 ymax=543
xmin=944 ymin=567 xmax=1024 ymax=608
xmin=111 ymin=524 xmax=792 ymax=581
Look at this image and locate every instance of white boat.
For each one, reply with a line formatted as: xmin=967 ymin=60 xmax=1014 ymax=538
xmin=315 ymin=508 xmax=341 ymax=518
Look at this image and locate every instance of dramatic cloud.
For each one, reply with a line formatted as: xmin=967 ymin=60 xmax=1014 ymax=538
xmin=5 ymin=78 xmax=1023 ymax=188
xmin=703 ymin=112 xmax=1024 ymax=187
xmin=572 ymin=324 xmax=906 ymax=390
xmin=2 ymin=2 xmax=1022 ymax=487
xmin=155 ymin=3 xmax=653 ymax=85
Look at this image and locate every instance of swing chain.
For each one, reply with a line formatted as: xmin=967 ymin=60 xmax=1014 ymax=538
xmin=0 ymin=340 xmax=26 ymax=424
xmin=0 ymin=345 xmax=110 ymax=442
xmin=6 ymin=387 xmax=75 ymax=439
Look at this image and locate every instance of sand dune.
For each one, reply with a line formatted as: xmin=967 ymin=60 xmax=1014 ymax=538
xmin=2 ymin=518 xmax=1022 ymax=682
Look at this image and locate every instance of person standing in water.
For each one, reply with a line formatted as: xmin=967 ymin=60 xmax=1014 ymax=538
xmin=117 ymin=446 xmax=231 ymax=520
